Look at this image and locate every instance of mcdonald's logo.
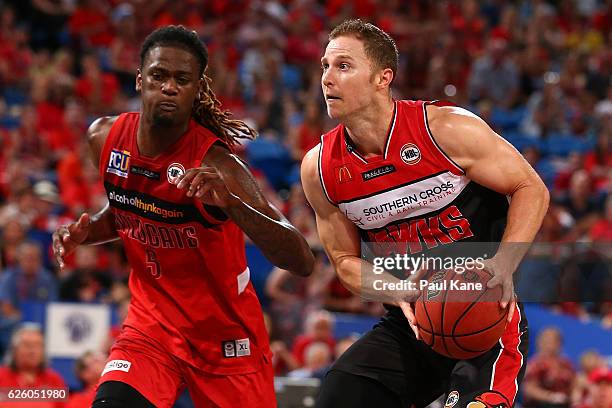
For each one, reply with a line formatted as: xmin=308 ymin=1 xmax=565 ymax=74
xmin=335 ymin=165 xmax=353 ymax=183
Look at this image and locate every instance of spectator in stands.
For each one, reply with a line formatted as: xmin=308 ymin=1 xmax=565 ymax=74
xmin=523 ymin=327 xmax=576 ymax=408
xmin=586 ymin=367 xmax=612 ymax=408
xmin=66 ymin=350 xmax=107 ymax=408
xmin=288 ymin=101 xmax=324 ymax=161
xmin=0 ymin=241 xmax=58 ymax=317
xmin=59 ymin=246 xmax=112 ymax=302
xmin=572 ymin=350 xmax=607 ymax=407
xmin=74 ymin=53 xmax=120 ymax=116
xmin=0 ymin=218 xmax=26 ymax=269
xmin=584 ymin=130 xmax=611 ymax=193
xmin=0 ymin=185 xmax=37 ymax=229
xmin=265 ymin=261 xmax=324 ymax=345
xmin=521 ymin=73 xmax=568 ymax=138
xmin=292 ymin=310 xmax=335 ymax=367
xmin=467 ymin=37 xmax=520 ymax=108
xmin=557 ymin=170 xmax=602 ymax=240
xmin=288 ymin=341 xmax=331 ymax=380
xmin=590 ymin=195 xmax=612 ymax=242
xmin=0 ymin=323 xmax=65 ymax=408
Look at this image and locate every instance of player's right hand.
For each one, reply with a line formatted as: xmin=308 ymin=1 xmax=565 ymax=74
xmin=399 ymin=301 xmax=420 ymax=340
xmin=52 ymin=213 xmax=91 ymax=270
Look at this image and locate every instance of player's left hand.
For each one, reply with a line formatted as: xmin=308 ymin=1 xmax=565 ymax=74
xmin=483 ymin=258 xmax=516 ymax=323
xmin=174 ymin=166 xmax=240 ymax=208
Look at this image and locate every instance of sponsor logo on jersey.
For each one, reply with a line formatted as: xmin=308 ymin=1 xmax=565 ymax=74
xmin=335 ymin=165 xmax=353 ymax=183
xmin=362 ymin=165 xmax=396 ymax=181
xmin=131 ymin=165 xmax=160 ymax=180
xmin=222 ymin=338 xmax=251 ymax=358
xmin=337 ymin=172 xmax=469 ymax=230
xmin=445 ymin=391 xmax=460 ymax=408
xmin=109 ymin=191 xmax=184 ymax=219
xmin=101 ymin=359 xmax=131 ymax=376
xmin=167 ymin=163 xmax=185 ymax=184
xmin=107 ymin=149 xmax=131 ymax=178
xmin=104 ymin=182 xmax=216 ymax=228
xmin=400 ymin=143 xmax=421 ymax=165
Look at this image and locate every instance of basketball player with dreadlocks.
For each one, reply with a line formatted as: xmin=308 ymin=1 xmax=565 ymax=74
xmin=52 ymin=26 xmax=314 ymax=408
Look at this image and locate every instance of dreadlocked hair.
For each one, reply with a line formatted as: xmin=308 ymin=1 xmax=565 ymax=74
xmin=192 ymin=73 xmax=257 ymax=149
xmin=141 ymin=25 xmax=257 ymax=148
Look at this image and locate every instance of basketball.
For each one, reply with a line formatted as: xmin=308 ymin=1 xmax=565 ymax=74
xmin=415 ymin=268 xmax=509 ymax=360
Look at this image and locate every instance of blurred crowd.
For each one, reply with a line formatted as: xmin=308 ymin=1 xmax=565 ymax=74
xmin=0 ymin=0 xmax=610 ymax=406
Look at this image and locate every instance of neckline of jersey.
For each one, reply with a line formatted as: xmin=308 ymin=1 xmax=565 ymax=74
xmin=131 ymin=114 xmax=195 ymax=163
xmin=342 ymin=100 xmax=397 ymax=165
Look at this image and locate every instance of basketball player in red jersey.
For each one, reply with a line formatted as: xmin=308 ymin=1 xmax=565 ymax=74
xmin=301 ymin=20 xmax=549 ymax=408
xmin=52 ymin=26 xmax=314 ymax=408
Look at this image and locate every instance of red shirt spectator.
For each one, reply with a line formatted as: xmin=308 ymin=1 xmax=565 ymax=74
xmin=68 ymin=0 xmax=114 ymax=47
xmin=0 ymin=324 xmax=66 ymax=408
xmin=590 ymin=196 xmax=612 ymax=242
xmin=292 ymin=310 xmax=336 ymax=366
xmin=523 ymin=327 xmax=575 ymax=408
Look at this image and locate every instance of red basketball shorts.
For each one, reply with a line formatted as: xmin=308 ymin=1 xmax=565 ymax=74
xmin=97 ymin=327 xmax=276 ymax=408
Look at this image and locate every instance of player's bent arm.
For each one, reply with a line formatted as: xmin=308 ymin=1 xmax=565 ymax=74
xmin=207 ymin=146 xmax=315 ymax=277
xmin=81 ymin=116 xmax=120 ymax=245
xmin=301 ymin=147 xmax=416 ymax=304
xmin=427 ymin=105 xmax=549 ymax=272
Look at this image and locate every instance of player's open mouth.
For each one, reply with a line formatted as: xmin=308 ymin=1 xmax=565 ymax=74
xmin=326 ymin=95 xmax=341 ymax=102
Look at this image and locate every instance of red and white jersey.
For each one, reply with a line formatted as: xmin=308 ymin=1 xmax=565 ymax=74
xmin=100 ymin=113 xmax=271 ymax=375
xmin=319 ymin=100 xmax=509 ymax=252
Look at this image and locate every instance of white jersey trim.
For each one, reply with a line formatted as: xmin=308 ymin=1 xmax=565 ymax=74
xmin=318 ymin=136 xmax=336 ymax=205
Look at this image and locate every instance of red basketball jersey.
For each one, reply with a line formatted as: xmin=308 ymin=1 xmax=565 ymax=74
xmin=100 ymin=113 xmax=271 ymax=375
xmin=319 ymin=99 xmax=509 ymax=252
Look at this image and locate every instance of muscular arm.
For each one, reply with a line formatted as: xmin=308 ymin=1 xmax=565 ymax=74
xmin=81 ymin=116 xmax=120 ymax=245
xmin=427 ymin=105 xmax=550 ymax=293
xmin=53 ymin=116 xmax=119 ymax=266
xmin=205 ymin=146 xmax=314 ymax=277
xmin=300 ymin=147 xmax=418 ymax=304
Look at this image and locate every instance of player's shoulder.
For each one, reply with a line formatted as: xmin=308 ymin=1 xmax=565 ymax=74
xmin=301 ymin=143 xmax=322 ymax=181
xmin=425 ymin=104 xmax=483 ymax=135
xmin=87 ymin=115 xmax=120 ymax=145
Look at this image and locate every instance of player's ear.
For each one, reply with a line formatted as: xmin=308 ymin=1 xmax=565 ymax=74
xmin=135 ymin=68 xmax=142 ymax=92
xmin=377 ymin=68 xmax=394 ymax=90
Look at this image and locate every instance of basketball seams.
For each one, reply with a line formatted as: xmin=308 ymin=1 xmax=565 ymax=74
xmin=440 ymin=278 xmax=451 ymax=357
xmin=420 ymin=297 xmax=435 ymax=347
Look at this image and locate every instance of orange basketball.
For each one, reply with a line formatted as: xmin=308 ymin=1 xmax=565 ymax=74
xmin=414 ymin=268 xmax=508 ymax=360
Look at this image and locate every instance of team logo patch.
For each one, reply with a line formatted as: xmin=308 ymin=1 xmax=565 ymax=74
xmin=400 ymin=143 xmax=421 ymax=165
xmin=335 ymin=165 xmax=353 ymax=183
xmin=167 ymin=163 xmax=185 ymax=184
xmin=131 ymin=165 xmax=160 ymax=180
xmin=101 ymin=359 xmax=131 ymax=376
xmin=222 ymin=338 xmax=251 ymax=358
xmin=107 ymin=149 xmax=131 ymax=178
xmin=445 ymin=391 xmax=460 ymax=408
xmin=362 ymin=165 xmax=396 ymax=181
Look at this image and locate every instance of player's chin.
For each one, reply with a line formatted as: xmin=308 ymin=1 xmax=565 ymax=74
xmin=325 ymin=105 xmax=343 ymax=120
xmin=152 ymin=111 xmax=180 ymax=127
